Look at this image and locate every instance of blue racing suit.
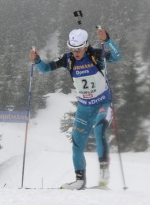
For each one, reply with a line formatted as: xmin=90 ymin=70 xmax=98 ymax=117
xmin=34 ymin=38 xmax=122 ymax=171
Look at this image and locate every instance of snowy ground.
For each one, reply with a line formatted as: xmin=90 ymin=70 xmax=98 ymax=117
xmin=0 ymin=92 xmax=150 ymax=205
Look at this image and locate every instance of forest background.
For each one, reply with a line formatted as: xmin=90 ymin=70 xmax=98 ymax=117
xmin=0 ymin=0 xmax=150 ymax=152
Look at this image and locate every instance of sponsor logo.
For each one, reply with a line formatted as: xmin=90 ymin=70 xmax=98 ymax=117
xmin=0 ymin=111 xmax=28 ymax=123
xmin=88 ymin=95 xmax=106 ymax=105
xmin=76 ymin=70 xmax=89 ymax=75
xmin=73 ymin=126 xmax=86 ymax=133
xmin=83 ymin=93 xmax=93 ymax=98
xmin=79 ymin=89 xmax=96 ymax=94
xmin=70 ymin=39 xmax=78 ymax=42
xmin=75 ymin=117 xmax=87 ymax=125
xmin=99 ymin=107 xmax=106 ymax=113
xmin=73 ymin=63 xmax=94 ymax=70
xmin=108 ymin=42 xmax=118 ymax=54
xmin=78 ymin=98 xmax=87 ymax=105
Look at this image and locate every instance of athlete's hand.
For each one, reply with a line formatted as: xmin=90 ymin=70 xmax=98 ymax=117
xmin=97 ymin=29 xmax=107 ymax=42
xmin=29 ymin=47 xmax=39 ymax=63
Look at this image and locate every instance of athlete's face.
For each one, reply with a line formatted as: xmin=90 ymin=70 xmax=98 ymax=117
xmin=72 ymin=47 xmax=87 ymax=60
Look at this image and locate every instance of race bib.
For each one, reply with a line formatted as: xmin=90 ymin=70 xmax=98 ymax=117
xmin=73 ymin=71 xmax=107 ymax=99
xmin=75 ymin=76 xmax=96 ymax=92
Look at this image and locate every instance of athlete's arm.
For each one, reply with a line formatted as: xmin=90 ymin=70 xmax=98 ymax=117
xmin=33 ymin=54 xmax=68 ymax=73
xmin=105 ymin=39 xmax=122 ymax=62
xmin=97 ymin=29 xmax=122 ymax=62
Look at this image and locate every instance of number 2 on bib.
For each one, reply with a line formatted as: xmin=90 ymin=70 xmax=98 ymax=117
xmin=75 ymin=76 xmax=96 ymax=92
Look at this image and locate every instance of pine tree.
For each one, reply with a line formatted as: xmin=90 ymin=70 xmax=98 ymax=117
xmin=116 ymin=52 xmax=149 ymax=151
xmin=60 ymin=111 xmax=74 ymax=141
xmin=59 ymin=69 xmax=75 ymax=94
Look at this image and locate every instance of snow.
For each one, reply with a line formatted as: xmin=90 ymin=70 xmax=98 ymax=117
xmin=39 ymin=30 xmax=59 ymax=59
xmin=0 ymin=92 xmax=150 ymax=205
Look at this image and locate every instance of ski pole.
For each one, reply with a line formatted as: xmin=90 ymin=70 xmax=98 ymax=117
xmin=96 ymin=26 xmax=128 ymax=190
xmin=21 ymin=47 xmax=35 ymax=188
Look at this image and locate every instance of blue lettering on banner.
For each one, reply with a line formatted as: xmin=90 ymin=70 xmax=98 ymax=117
xmin=0 ymin=111 xmax=28 ymax=123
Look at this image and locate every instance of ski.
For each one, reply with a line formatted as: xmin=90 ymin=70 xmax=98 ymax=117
xmin=21 ymin=185 xmax=111 ymax=190
xmin=19 ymin=182 xmax=111 ymax=190
xmin=86 ymin=185 xmax=111 ymax=190
xmin=19 ymin=188 xmax=60 ymax=190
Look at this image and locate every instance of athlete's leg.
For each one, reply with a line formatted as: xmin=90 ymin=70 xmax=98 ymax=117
xmin=61 ymin=104 xmax=96 ymax=190
xmin=94 ymin=103 xmax=112 ymax=185
xmin=61 ymin=103 xmax=105 ymax=190
xmin=72 ymin=103 xmax=96 ymax=171
xmin=94 ymin=103 xmax=112 ymax=159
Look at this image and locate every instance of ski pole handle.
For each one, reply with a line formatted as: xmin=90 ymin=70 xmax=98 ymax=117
xmin=96 ymin=25 xmax=105 ymax=57
xmin=96 ymin=25 xmax=102 ymax=30
xmin=30 ymin=46 xmax=36 ymax=64
xmin=31 ymin=46 xmax=36 ymax=52
xmin=96 ymin=25 xmax=105 ymax=44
